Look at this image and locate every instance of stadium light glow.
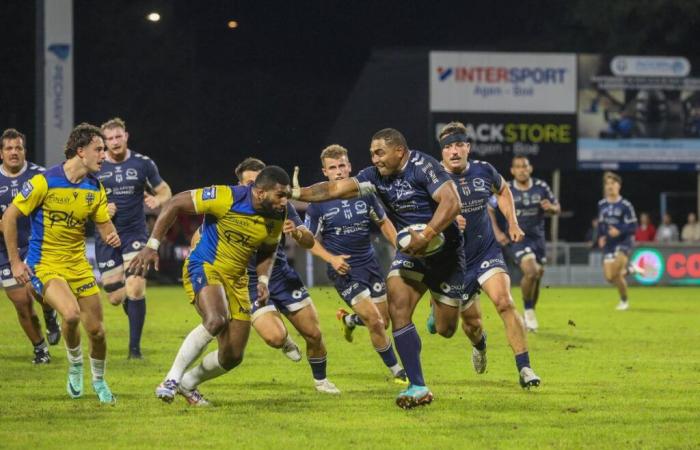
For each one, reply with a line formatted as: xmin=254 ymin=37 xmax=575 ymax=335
xmin=227 ymin=20 xmax=239 ymax=29
xmin=147 ymin=12 xmax=161 ymax=22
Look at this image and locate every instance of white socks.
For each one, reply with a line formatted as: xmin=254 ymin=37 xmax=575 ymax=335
xmin=165 ymin=324 xmax=214 ymax=383
xmin=180 ymin=350 xmax=227 ymax=392
xmin=90 ymin=357 xmax=106 ymax=381
xmin=66 ymin=345 xmax=83 ymax=365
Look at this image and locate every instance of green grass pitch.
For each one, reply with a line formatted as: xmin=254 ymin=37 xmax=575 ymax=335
xmin=1 ymin=286 xmax=699 ymax=449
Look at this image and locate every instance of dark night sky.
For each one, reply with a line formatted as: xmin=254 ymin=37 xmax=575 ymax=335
xmin=3 ymin=0 xmax=700 ymax=239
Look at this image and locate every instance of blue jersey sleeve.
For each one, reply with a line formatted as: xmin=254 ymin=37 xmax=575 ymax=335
xmin=542 ymin=181 xmax=557 ymax=204
xmin=487 ymin=194 xmax=498 ymax=209
xmin=145 ymin=158 xmax=164 ymax=188
xmin=485 ymin=162 xmax=503 ymax=193
xmin=304 ymin=203 xmax=322 ymax=236
xmin=367 ymin=194 xmax=386 ymax=223
xmin=620 ymin=201 xmax=638 ymax=236
xmin=413 ymin=153 xmax=453 ymax=198
xmin=286 ymin=202 xmax=304 ymax=227
xmin=354 ymin=166 xmax=379 ymax=186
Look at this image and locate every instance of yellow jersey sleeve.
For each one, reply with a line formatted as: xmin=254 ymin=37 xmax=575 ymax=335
xmin=263 ymin=219 xmax=284 ymax=246
xmin=191 ymin=185 xmax=233 ymax=218
xmin=13 ymin=174 xmax=48 ymax=216
xmin=90 ymin=183 xmax=111 ymax=223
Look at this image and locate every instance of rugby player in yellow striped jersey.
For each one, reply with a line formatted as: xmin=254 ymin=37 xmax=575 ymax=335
xmin=3 ymin=123 xmax=121 ymax=404
xmin=128 ymin=166 xmax=291 ymax=405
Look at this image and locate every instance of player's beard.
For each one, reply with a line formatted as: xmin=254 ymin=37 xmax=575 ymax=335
xmin=258 ymin=197 xmax=285 ymax=218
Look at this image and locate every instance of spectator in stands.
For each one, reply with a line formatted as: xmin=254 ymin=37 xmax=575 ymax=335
xmin=634 ymin=212 xmax=656 ymax=242
xmin=656 ymin=212 xmax=679 ymax=243
xmin=681 ymin=212 xmax=700 ymax=242
xmin=584 ymin=217 xmax=600 ymax=248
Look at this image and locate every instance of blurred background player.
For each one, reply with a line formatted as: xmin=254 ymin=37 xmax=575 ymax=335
xmin=597 ymin=172 xmax=638 ymax=310
xmin=293 ymin=128 xmax=463 ymax=409
xmin=97 ymin=118 xmax=172 ymax=359
xmin=490 ymin=155 xmax=560 ymax=332
xmin=0 ymin=128 xmax=60 ymax=363
xmin=231 ymin=157 xmax=340 ymax=394
xmin=131 ymin=166 xmax=289 ymax=405
xmin=304 ymin=145 xmax=407 ymax=385
xmin=428 ymin=122 xmax=540 ymax=389
xmin=4 ymin=123 xmax=121 ymax=404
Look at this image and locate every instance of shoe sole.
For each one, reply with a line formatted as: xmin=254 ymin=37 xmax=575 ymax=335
xmin=395 ymin=392 xmax=433 ymax=409
xmin=520 ymin=378 xmax=541 ymax=390
xmin=156 ymin=390 xmax=176 ymax=403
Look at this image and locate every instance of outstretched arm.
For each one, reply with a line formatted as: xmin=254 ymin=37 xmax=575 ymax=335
xmin=291 ymin=166 xmax=366 ymax=202
xmin=128 ymin=191 xmax=197 ymax=276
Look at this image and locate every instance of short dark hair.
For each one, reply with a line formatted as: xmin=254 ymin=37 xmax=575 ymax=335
xmin=371 ymin=128 xmax=408 ymax=150
xmin=254 ymin=165 xmax=290 ymax=190
xmin=64 ymin=123 xmax=105 ymax=159
xmin=1 ymin=128 xmax=26 ymax=148
xmin=512 ymin=154 xmax=530 ymax=166
xmin=235 ymin=157 xmax=266 ymax=181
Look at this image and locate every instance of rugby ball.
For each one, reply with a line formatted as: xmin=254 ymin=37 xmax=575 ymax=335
xmin=396 ymin=224 xmax=445 ymax=256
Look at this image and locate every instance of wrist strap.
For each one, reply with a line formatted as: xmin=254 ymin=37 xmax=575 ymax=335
xmin=258 ymin=275 xmax=270 ymax=286
xmin=146 ymin=237 xmax=160 ymax=251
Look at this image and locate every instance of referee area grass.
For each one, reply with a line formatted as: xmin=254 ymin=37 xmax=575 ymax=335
xmin=1 ymin=286 xmax=699 ymax=449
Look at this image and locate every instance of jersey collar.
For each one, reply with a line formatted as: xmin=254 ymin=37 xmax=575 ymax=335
xmin=512 ymin=178 xmax=533 ymax=191
xmin=0 ymin=161 xmax=28 ymax=178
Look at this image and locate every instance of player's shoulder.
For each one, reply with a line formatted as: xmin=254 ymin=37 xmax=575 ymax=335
xmin=621 ymin=198 xmax=635 ymax=208
xmin=131 ymin=151 xmax=157 ymax=167
xmin=131 ymin=151 xmax=152 ymax=161
xmin=597 ymin=198 xmax=607 ymax=206
xmin=84 ymin=173 xmax=103 ymax=190
xmin=533 ymin=178 xmax=549 ymax=187
xmin=471 ymin=159 xmax=498 ymax=174
xmin=27 ymin=162 xmax=45 ymax=174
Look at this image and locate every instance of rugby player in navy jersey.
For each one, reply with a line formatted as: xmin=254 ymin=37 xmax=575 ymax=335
xmin=490 ymin=155 xmax=560 ymax=331
xmin=428 ymin=122 xmax=540 ymax=389
xmin=597 ymin=172 xmax=638 ymax=310
xmin=292 ymin=128 xmax=463 ymax=409
xmin=0 ymin=128 xmax=60 ymax=363
xmin=234 ymin=158 xmax=340 ymax=394
xmin=305 ymin=145 xmax=408 ymax=385
xmin=96 ymin=118 xmax=172 ymax=359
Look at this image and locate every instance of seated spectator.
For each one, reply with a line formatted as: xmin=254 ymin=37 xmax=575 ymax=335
xmin=656 ymin=212 xmax=679 ymax=243
xmin=681 ymin=212 xmax=700 ymax=242
xmin=635 ymin=212 xmax=656 ymax=242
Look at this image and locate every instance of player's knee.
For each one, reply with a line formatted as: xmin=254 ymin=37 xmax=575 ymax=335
xmin=303 ymin=327 xmax=323 ymax=346
xmin=107 ymin=291 xmax=126 ymax=306
xmin=494 ymin=296 xmax=515 ymax=315
xmin=461 ymin=316 xmax=482 ymax=335
xmin=103 ymin=280 xmax=126 ymax=305
xmin=262 ymin=331 xmax=286 ymax=348
xmin=219 ymin=347 xmax=244 ymax=371
xmin=85 ymin=323 xmax=106 ymax=342
xmin=125 ymin=277 xmax=146 ymax=299
xmin=603 ymin=272 xmax=616 ymax=283
xmin=522 ymin=268 xmax=538 ymax=281
xmin=436 ymin=320 xmax=457 ymax=338
xmin=62 ymin=310 xmax=81 ymax=328
xmin=202 ymin=315 xmax=228 ymax=336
